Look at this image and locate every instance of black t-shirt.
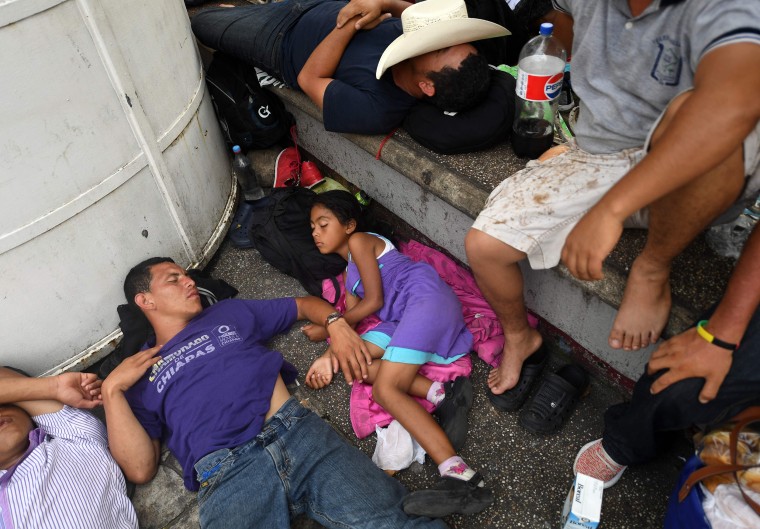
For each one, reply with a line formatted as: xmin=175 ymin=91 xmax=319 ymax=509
xmin=281 ymin=2 xmax=416 ymax=134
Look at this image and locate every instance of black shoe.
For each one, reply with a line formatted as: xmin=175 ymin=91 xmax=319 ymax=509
xmin=402 ymin=473 xmax=493 ymax=518
xmin=519 ymin=364 xmax=589 ymax=435
xmin=433 ymin=376 xmax=473 ymax=451
xmin=486 ymin=345 xmax=548 ymax=412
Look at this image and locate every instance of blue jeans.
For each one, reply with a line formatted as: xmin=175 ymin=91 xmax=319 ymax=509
xmin=194 ymin=398 xmax=448 ymax=529
xmin=190 ymin=0 xmax=332 ymax=81
xmin=603 ymin=305 xmax=760 ymax=466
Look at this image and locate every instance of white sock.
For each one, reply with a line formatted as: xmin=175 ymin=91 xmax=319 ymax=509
xmin=427 ymin=381 xmax=446 ymax=407
xmin=438 ymin=456 xmax=480 ymax=484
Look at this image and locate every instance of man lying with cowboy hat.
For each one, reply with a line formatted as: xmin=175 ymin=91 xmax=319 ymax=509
xmin=191 ymin=0 xmax=509 ymax=135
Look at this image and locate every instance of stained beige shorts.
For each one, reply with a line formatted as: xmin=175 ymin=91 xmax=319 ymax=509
xmin=472 ymin=117 xmax=760 ymax=270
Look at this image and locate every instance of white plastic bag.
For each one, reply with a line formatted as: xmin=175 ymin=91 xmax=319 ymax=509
xmin=371 ymin=420 xmax=426 ymax=471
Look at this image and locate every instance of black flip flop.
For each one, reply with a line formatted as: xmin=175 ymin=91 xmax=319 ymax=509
xmin=486 ymin=346 xmax=548 ymax=412
xmin=518 ymin=364 xmax=589 ymax=435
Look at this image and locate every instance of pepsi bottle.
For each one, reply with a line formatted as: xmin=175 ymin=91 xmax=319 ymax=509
xmin=511 ymin=23 xmax=567 ymax=159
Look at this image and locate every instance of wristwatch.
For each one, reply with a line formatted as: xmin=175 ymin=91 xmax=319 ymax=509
xmin=324 ymin=311 xmax=343 ymax=328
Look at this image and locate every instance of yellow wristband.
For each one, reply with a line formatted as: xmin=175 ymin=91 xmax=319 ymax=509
xmin=696 ymin=320 xmax=738 ymax=351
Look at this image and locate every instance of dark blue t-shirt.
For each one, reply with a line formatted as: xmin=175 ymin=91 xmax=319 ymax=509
xmin=125 ymin=298 xmax=298 ymax=490
xmin=281 ymin=2 xmax=416 ymax=134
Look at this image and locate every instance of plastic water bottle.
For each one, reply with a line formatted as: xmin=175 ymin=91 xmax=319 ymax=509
xmin=232 ymin=145 xmax=264 ymax=201
xmin=511 ymin=22 xmax=567 ymax=159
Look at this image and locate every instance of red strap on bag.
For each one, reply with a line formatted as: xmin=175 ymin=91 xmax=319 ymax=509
xmin=375 ymin=128 xmax=398 ymax=160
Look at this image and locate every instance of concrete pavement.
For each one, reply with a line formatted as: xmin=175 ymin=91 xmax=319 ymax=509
xmin=125 ymin=238 xmax=687 ymax=528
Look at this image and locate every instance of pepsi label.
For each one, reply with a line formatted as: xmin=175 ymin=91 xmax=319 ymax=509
xmin=516 ymin=69 xmax=564 ymax=101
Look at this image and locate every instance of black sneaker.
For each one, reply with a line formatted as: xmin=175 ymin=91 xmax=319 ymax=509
xmin=402 ymin=472 xmax=493 ymax=518
xmin=433 ymin=376 xmax=473 ymax=451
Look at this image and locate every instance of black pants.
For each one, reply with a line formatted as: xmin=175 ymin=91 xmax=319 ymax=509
xmin=602 ymin=305 xmax=760 ymax=465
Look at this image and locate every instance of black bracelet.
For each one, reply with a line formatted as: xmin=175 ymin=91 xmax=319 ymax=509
xmin=696 ymin=320 xmax=739 ymax=351
xmin=324 ymin=311 xmax=343 ymax=328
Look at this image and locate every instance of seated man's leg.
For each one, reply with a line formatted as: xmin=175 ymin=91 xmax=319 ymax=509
xmin=608 ymin=92 xmax=747 ymax=351
xmin=582 ymin=305 xmax=760 ymax=485
xmin=465 ymin=229 xmax=542 ymax=394
xmin=467 ymin=146 xmax=637 ymax=394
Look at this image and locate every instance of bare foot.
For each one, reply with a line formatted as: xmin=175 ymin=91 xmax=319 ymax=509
xmin=488 ymin=328 xmax=542 ymax=394
xmin=609 ymin=256 xmax=672 ymax=351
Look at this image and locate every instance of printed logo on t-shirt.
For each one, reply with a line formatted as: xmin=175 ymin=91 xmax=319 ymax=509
xmin=214 ymin=324 xmax=242 ymax=346
xmin=147 ymin=334 xmax=216 ymax=393
xmin=651 ymin=36 xmax=682 ymax=86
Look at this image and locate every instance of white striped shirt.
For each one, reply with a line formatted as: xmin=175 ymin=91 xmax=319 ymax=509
xmin=0 ymin=406 xmax=137 ymax=529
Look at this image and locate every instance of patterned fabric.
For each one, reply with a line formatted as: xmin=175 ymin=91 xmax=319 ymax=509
xmin=0 ymin=407 xmax=137 ymax=529
xmin=574 ymin=439 xmax=627 ymax=489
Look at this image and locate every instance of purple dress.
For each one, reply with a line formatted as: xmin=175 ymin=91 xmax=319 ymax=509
xmin=346 ymin=239 xmax=473 ymax=364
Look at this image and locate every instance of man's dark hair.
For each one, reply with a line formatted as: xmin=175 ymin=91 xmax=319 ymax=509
xmin=311 ymin=190 xmax=366 ymax=232
xmin=123 ymin=257 xmax=175 ymax=309
xmin=426 ymin=53 xmax=490 ymax=112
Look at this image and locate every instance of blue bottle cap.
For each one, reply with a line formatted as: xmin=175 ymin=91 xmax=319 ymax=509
xmin=539 ymin=22 xmax=554 ymax=36
xmin=232 ymin=145 xmax=241 ymax=154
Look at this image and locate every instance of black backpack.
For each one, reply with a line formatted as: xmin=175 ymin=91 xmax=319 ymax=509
xmin=247 ymin=187 xmax=346 ymax=302
xmin=205 ymin=52 xmax=293 ymax=150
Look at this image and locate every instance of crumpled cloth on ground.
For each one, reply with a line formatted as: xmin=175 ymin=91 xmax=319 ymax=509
xmin=371 ymin=420 xmax=426 ymax=471
xmin=397 ymin=240 xmax=538 ymax=368
xmin=702 ymin=483 xmax=760 ymax=528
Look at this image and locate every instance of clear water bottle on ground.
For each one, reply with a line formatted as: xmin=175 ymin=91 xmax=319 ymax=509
xmin=511 ymin=22 xmax=567 ymax=159
xmin=706 ymin=200 xmax=760 ymax=259
xmin=232 ymin=145 xmax=265 ymax=201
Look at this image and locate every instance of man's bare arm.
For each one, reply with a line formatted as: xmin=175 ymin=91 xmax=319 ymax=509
xmin=602 ymin=43 xmax=760 ymax=222
xmin=297 ymin=0 xmax=411 ymax=108
xmin=648 ymin=226 xmax=760 ymax=401
xmin=0 ymin=367 xmax=102 ymax=417
xmin=562 ymin=43 xmax=760 ymax=279
xmin=297 ymin=22 xmax=360 ymax=109
xmin=102 ymin=347 xmax=163 ymax=484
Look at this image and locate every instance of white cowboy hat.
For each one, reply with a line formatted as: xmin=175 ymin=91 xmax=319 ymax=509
xmin=375 ymin=0 xmax=510 ymax=79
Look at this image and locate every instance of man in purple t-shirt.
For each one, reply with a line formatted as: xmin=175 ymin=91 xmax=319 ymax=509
xmin=102 ymin=257 xmax=448 ymax=529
